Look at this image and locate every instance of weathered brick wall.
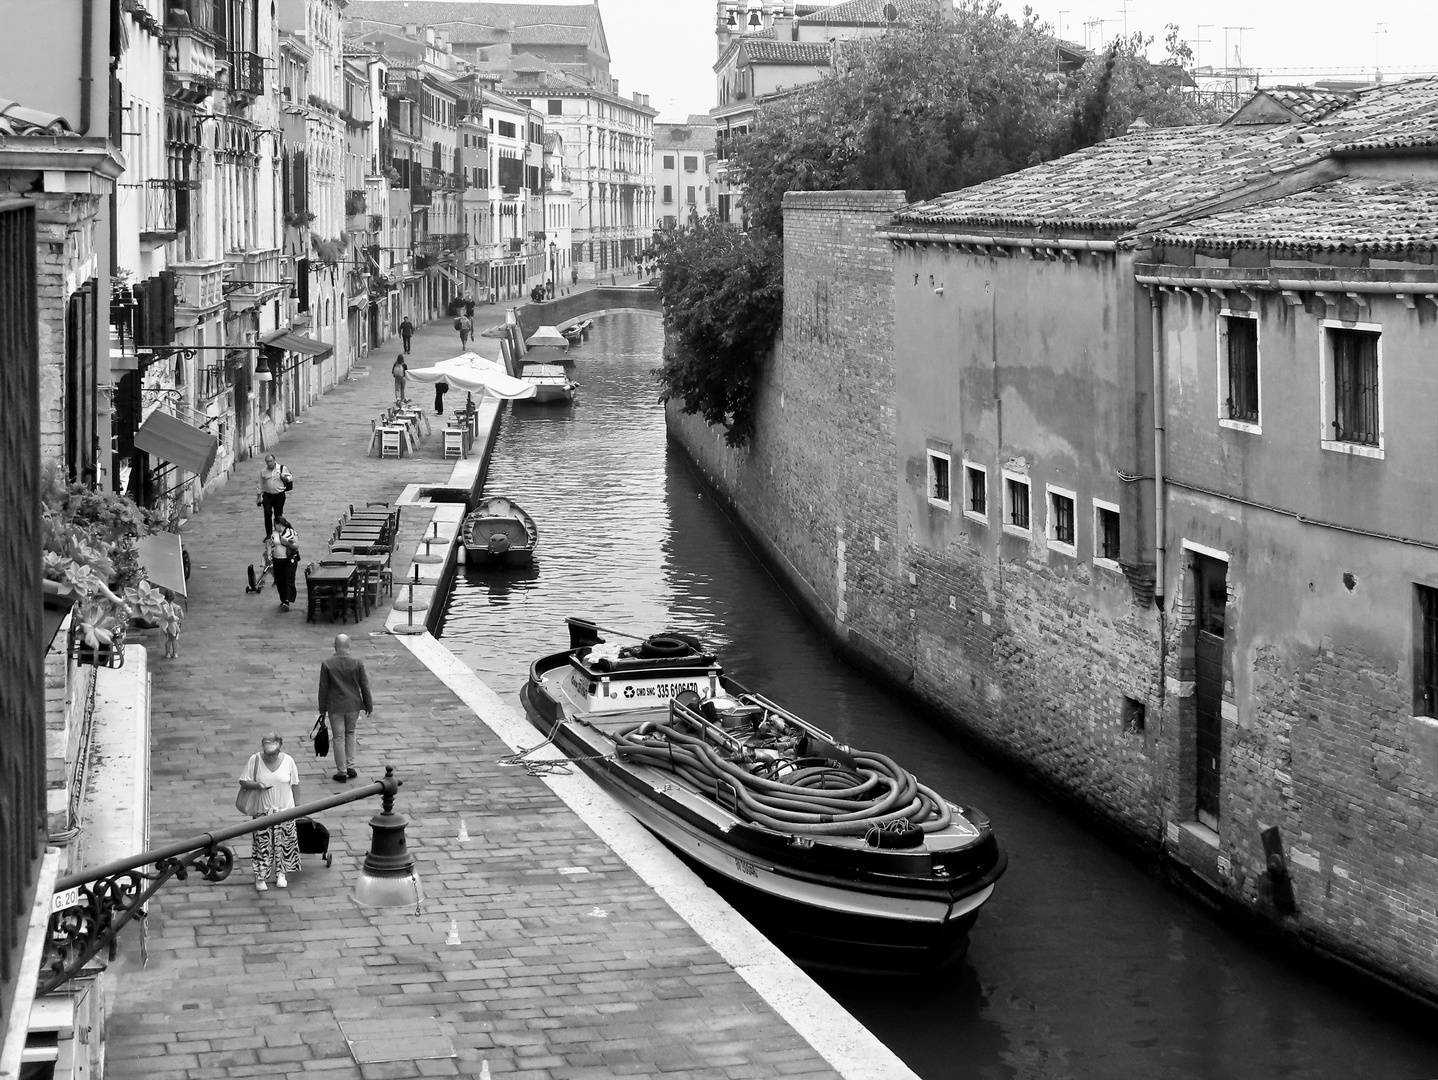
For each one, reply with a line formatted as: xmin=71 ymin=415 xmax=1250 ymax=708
xmin=668 ymin=190 xmax=908 ymax=681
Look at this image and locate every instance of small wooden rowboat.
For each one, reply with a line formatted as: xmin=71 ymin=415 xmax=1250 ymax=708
xmin=460 ymin=496 xmax=538 ymax=566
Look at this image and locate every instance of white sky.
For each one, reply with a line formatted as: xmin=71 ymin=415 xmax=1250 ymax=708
xmin=516 ymin=0 xmax=1438 ymax=121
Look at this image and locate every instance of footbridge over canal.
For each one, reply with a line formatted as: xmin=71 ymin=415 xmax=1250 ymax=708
xmin=514 ymin=284 xmax=662 ymax=335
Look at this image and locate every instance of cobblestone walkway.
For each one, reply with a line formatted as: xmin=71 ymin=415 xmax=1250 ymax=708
xmin=104 ymin=307 xmax=846 ymax=1079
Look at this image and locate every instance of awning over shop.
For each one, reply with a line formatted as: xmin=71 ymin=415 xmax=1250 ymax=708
xmin=133 ymin=409 xmax=218 ymax=478
xmin=136 ymin=531 xmax=187 ymax=599
xmin=260 ymin=329 xmax=333 ymax=357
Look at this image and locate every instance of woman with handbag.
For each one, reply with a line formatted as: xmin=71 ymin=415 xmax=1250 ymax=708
xmin=236 ymin=732 xmax=301 ymax=890
xmin=269 ymin=514 xmax=300 ymax=612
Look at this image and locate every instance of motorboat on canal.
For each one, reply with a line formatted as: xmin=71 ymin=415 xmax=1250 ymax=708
xmin=518 ymin=362 xmax=576 ymax=404
xmin=524 ymin=325 xmax=570 ymax=351
xmin=519 ymin=618 xmax=1007 ymax=972
xmin=460 ymin=496 xmax=538 ymax=566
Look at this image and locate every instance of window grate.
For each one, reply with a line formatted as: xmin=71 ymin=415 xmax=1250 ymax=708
xmin=928 ymin=453 xmax=949 ymax=504
xmin=967 ymin=467 xmax=986 ymax=515
xmin=1225 ymin=317 xmax=1258 ymax=422
xmin=1420 ymin=586 xmax=1438 ymax=718
xmin=1097 ymin=506 xmax=1120 ymax=561
xmin=1331 ymin=328 xmax=1379 ymax=445
xmin=1050 ymin=492 xmax=1074 ymax=545
xmin=1006 ymin=478 xmax=1030 ymax=530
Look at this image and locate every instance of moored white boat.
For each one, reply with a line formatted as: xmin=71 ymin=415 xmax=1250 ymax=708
xmin=518 ymin=362 xmax=576 ymax=403
xmin=460 ymin=496 xmax=538 ymax=566
xmin=519 ymin=618 xmax=1007 ymax=972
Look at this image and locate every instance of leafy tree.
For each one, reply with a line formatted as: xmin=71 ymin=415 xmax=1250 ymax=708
xmin=649 ymin=215 xmax=783 ymax=447
xmin=728 ymin=1 xmax=1225 ymax=237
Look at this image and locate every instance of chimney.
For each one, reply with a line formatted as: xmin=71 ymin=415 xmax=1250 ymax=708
xmin=425 ymin=27 xmax=435 ymax=45
xmin=404 ymin=23 xmax=418 ymax=38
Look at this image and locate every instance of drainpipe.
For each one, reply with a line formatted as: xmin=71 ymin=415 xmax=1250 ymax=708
xmin=78 ymin=0 xmax=95 ymax=134
xmin=1149 ymin=285 xmax=1166 ymax=608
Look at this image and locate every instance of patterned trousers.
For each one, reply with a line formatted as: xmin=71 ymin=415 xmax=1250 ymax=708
xmin=251 ymin=820 xmax=301 ymax=879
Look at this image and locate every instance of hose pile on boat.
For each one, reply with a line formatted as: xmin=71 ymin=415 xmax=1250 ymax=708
xmin=613 ymin=720 xmax=952 ymax=839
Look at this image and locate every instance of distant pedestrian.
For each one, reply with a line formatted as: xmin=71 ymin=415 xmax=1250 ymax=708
xmin=456 ymin=314 xmax=472 ymax=349
xmin=238 ymin=732 xmax=301 ymax=891
xmin=434 ymin=377 xmax=449 ymax=415
xmin=399 ymin=316 xmax=414 ymax=353
xmin=463 ymin=295 xmax=475 ymax=318
xmin=318 ymin=633 xmax=374 ymax=783
xmin=268 ymin=514 xmax=299 ymax=612
xmin=255 ymin=454 xmax=292 ymax=537
xmin=391 ymin=353 xmax=407 ymax=403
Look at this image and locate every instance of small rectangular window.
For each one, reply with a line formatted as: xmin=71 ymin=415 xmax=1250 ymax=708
xmin=662 ymin=184 xmax=673 ymax=203
xmin=663 ymin=154 xmax=674 ymax=169
xmin=497 ymin=120 xmax=515 ymax=139
xmin=1047 ymin=486 xmax=1076 ymax=554
xmin=927 ymin=450 xmax=951 ymax=509
xmin=686 ymin=185 xmax=696 ymax=205
xmin=1123 ymin=696 xmax=1146 ymax=733
xmin=684 ymin=155 xmax=698 ymax=171
xmin=1223 ymin=314 xmax=1259 ymax=425
xmin=1094 ymin=500 xmax=1121 ymax=566
xmin=1419 ymin=585 xmax=1438 ymax=718
xmin=547 ymin=98 xmax=563 ymax=115
xmin=1329 ymin=327 xmax=1380 ymax=446
xmin=964 ymin=463 xmax=987 ymax=521
xmin=1004 ymin=474 xmax=1030 ymax=534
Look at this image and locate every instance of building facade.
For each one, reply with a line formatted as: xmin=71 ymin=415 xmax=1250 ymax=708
xmin=654 ymin=118 xmax=717 ymax=230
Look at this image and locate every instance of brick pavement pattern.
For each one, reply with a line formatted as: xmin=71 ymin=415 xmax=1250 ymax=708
xmin=105 ymin=307 xmax=843 ymax=1079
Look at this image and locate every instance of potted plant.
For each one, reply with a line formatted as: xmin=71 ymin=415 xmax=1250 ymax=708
xmin=41 ymin=472 xmax=186 ymax=667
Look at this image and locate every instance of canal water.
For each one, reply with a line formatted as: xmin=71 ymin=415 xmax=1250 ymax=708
xmin=438 ymin=314 xmax=1438 ymax=1080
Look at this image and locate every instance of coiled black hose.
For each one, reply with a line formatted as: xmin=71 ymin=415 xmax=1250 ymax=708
xmin=613 ymin=720 xmax=952 ymax=837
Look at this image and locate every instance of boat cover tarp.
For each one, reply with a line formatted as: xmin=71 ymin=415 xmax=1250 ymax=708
xmin=406 ymin=352 xmax=536 ymax=399
xmin=525 ymin=325 xmax=569 ymax=349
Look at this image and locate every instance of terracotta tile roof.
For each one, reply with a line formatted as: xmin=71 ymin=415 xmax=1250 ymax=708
xmin=895 ymin=123 xmax=1328 ymax=231
xmin=1151 ymin=176 xmax=1438 ymax=254
xmin=0 ymin=98 xmax=71 ymax=136
xmin=656 ymin=123 xmax=718 ymax=152
xmin=346 ymin=1 xmax=600 ymax=46
xmin=740 ymin=39 xmax=833 ymax=64
xmin=1262 ymin=87 xmax=1353 ymax=123
xmin=798 ymin=0 xmax=932 ymax=24
xmin=896 ymin=78 xmax=1438 ymax=233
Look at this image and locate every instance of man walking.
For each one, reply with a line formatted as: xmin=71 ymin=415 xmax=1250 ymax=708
xmin=318 ymin=634 xmax=373 ymax=783
xmin=456 ymin=313 xmax=472 ymax=349
xmin=255 ymin=454 xmax=292 ymax=537
xmin=399 ymin=315 xmax=414 ymax=353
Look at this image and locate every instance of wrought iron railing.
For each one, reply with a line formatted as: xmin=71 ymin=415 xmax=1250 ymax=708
xmin=227 ymin=50 xmax=264 ymax=98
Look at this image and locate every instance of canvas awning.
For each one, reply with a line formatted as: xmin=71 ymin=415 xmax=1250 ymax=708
xmin=260 ymin=329 xmax=333 ymax=356
xmin=137 ymin=531 xmax=187 ymax=598
xmin=133 ymin=410 xmax=218 ymax=478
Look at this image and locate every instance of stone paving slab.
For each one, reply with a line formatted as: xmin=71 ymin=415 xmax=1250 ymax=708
xmin=102 ymin=304 xmax=913 ymax=1080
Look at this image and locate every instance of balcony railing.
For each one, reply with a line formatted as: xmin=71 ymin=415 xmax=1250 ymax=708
xmin=171 ymin=260 xmax=228 ymax=317
xmin=227 ymin=50 xmax=264 ymax=99
xmin=223 ymin=248 xmax=286 ymax=310
xmin=140 ymin=179 xmax=187 ymax=242
xmin=164 ymin=6 xmax=218 ymax=106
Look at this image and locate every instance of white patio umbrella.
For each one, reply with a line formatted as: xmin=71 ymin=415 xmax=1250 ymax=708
xmin=406 ymin=353 xmax=536 ymax=399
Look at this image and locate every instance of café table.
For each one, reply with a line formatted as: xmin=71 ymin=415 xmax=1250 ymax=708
xmin=306 ymin=563 xmax=361 ymax=623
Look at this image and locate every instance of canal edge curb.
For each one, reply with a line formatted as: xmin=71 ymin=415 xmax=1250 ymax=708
xmin=395 ymin=629 xmax=923 ymax=1080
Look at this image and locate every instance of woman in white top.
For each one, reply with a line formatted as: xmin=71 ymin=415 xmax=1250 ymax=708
xmin=238 ymin=732 xmax=301 ymax=890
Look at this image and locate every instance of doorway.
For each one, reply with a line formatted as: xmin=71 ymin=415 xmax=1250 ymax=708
xmin=1192 ymin=554 xmax=1227 ymax=831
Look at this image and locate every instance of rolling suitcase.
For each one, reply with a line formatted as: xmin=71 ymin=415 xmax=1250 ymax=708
xmin=295 ymin=816 xmax=332 ymax=867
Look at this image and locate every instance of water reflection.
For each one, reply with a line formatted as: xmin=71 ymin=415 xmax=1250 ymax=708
xmin=439 ymin=313 xmax=1438 ymax=1080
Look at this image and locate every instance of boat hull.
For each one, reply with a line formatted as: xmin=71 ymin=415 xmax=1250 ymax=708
xmin=519 ymin=664 xmax=1005 ymax=973
xmin=461 ymin=497 xmax=538 ymax=565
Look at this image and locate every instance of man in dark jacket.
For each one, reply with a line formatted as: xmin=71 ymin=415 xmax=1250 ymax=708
xmin=318 ymin=634 xmax=374 ymax=782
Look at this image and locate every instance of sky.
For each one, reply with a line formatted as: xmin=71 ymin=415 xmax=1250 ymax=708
xmin=525 ymin=0 xmax=1438 ymax=122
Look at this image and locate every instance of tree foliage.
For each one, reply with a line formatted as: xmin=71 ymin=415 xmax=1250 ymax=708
xmin=649 ymin=215 xmax=783 ymax=447
xmin=728 ymin=1 xmax=1226 ymax=237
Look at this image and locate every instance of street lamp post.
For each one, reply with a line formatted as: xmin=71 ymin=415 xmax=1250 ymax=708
xmin=549 ymin=240 xmax=557 ymax=297
xmin=39 ymin=767 xmax=419 ymax=995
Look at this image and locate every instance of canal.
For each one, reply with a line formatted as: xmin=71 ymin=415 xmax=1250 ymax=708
xmin=439 ymin=313 xmax=1438 ymax=1080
